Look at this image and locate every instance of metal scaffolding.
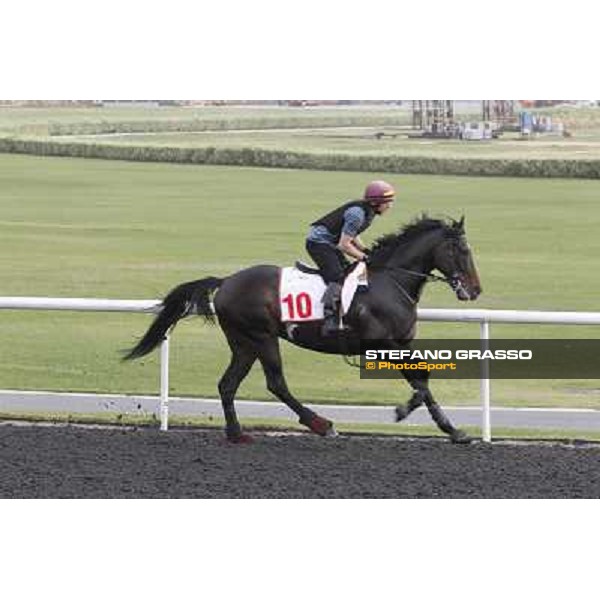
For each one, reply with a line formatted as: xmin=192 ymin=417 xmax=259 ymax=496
xmin=411 ymin=100 xmax=456 ymax=136
xmin=482 ymin=100 xmax=518 ymax=128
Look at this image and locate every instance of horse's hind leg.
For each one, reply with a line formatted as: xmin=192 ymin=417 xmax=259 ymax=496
xmin=255 ymin=334 xmax=336 ymax=437
xmin=218 ymin=331 xmax=257 ymax=443
xmin=400 ymin=371 xmax=471 ymax=444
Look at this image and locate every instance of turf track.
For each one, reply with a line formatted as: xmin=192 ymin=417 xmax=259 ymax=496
xmin=2 ymin=423 xmax=600 ymax=498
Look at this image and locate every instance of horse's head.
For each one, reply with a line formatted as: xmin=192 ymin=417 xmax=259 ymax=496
xmin=369 ymin=215 xmax=482 ymax=302
xmin=432 ymin=216 xmax=482 ymax=301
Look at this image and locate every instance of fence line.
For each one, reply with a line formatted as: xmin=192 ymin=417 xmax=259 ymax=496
xmin=2 ymin=297 xmax=600 ymax=441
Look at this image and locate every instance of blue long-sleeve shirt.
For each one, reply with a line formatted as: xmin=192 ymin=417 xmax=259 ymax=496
xmin=307 ymin=206 xmax=365 ymax=246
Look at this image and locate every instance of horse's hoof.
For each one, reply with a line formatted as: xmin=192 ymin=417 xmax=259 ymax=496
xmin=450 ymin=430 xmax=472 ymax=445
xmin=226 ymin=433 xmax=254 ymax=444
xmin=395 ymin=405 xmax=408 ymax=422
xmin=325 ymin=425 xmax=338 ymax=438
xmin=303 ymin=415 xmax=335 ymax=437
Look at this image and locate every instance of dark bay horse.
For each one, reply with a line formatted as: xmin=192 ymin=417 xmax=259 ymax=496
xmin=125 ymin=215 xmax=481 ymax=443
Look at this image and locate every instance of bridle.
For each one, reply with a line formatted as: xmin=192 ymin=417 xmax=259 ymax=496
xmin=396 ymin=266 xmax=469 ymax=296
xmin=376 ymin=265 xmax=461 ymax=306
xmin=373 ymin=230 xmax=470 ymax=302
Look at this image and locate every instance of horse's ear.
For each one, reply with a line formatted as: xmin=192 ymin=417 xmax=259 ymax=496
xmin=457 ymin=215 xmax=465 ymax=231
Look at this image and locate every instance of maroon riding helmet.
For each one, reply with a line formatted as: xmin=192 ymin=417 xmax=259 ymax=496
xmin=364 ymin=180 xmax=396 ymax=204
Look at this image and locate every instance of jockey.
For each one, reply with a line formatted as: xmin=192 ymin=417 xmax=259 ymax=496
xmin=305 ymin=179 xmax=395 ymax=336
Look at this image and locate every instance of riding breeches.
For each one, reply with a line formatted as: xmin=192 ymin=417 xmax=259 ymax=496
xmin=305 ymin=241 xmax=348 ymax=284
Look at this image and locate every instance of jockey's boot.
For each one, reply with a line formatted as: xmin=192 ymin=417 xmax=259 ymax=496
xmin=321 ymin=282 xmax=343 ymax=337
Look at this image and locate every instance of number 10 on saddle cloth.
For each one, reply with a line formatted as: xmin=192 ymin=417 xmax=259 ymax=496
xmin=279 ymin=262 xmax=368 ymax=322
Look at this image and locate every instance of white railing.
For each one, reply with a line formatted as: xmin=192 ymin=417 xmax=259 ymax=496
xmin=418 ymin=308 xmax=600 ymax=441
xmin=2 ymin=297 xmax=600 ymax=441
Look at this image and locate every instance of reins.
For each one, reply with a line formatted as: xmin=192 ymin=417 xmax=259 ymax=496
xmin=375 ymin=265 xmax=453 ymax=306
xmin=380 ymin=265 xmax=451 ymax=285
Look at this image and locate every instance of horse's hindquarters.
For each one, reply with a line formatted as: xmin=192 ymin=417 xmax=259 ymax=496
xmin=214 ymin=265 xmax=281 ymax=329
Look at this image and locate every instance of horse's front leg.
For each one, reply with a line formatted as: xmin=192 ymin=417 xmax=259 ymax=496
xmin=399 ymin=369 xmax=472 ymax=444
xmin=394 ymin=388 xmax=425 ymax=422
xmin=367 ymin=340 xmax=426 ymax=423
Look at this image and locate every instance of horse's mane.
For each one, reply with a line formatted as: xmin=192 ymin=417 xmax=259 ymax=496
xmin=368 ymin=214 xmax=457 ymax=267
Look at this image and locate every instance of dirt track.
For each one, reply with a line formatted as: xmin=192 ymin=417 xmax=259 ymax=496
xmin=2 ymin=423 xmax=600 ymax=498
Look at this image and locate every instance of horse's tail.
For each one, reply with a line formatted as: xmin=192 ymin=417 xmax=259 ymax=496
xmin=123 ymin=276 xmax=223 ymax=361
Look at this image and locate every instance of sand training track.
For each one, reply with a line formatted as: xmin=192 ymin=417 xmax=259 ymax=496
xmin=2 ymin=423 xmax=600 ymax=498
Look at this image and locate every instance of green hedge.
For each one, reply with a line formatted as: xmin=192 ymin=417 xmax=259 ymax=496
xmin=2 ymin=137 xmax=600 ymax=179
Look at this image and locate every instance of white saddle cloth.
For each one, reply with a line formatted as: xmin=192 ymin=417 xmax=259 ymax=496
xmin=279 ymin=262 xmax=368 ymax=323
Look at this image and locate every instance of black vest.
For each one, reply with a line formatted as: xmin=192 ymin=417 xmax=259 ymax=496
xmin=311 ymin=200 xmax=376 ymax=239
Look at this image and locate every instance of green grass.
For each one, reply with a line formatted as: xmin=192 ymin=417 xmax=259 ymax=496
xmin=0 ymin=105 xmax=413 ymax=136
xmin=0 ymin=153 xmax=599 ymax=408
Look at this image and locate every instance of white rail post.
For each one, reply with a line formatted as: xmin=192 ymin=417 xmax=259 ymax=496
xmin=159 ymin=333 xmax=170 ymax=431
xmin=480 ymin=320 xmax=492 ymax=442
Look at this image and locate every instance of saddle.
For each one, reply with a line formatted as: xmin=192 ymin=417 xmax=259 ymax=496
xmin=280 ymin=261 xmax=368 ymax=323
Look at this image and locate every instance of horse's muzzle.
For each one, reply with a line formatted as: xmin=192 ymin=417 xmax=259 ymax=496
xmin=452 ymin=274 xmax=482 ymax=301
